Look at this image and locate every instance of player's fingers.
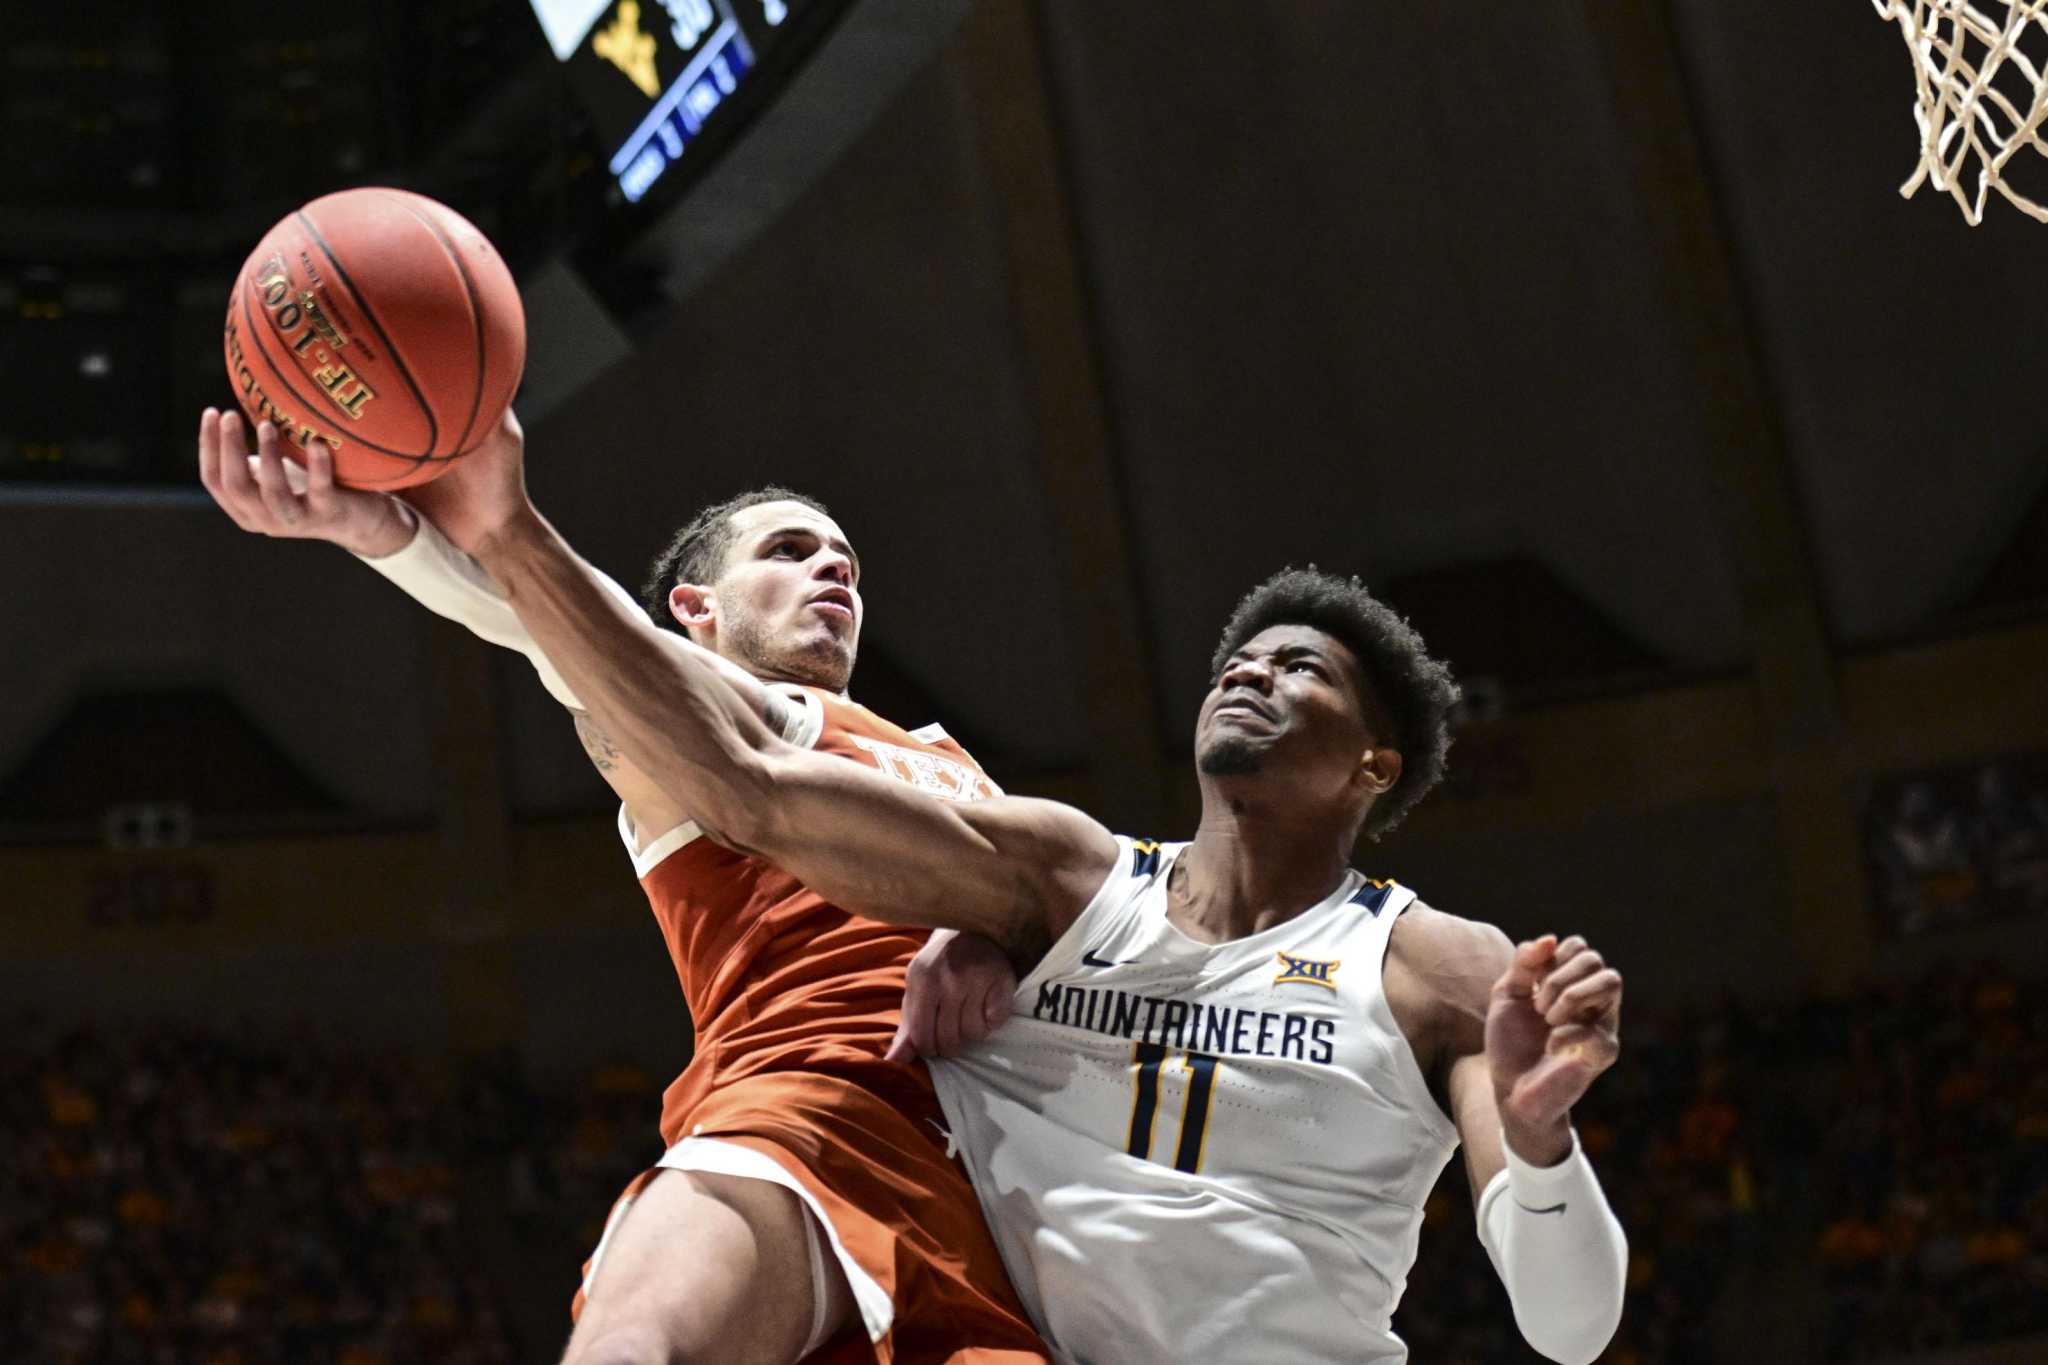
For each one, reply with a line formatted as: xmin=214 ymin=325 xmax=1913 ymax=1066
xmin=1493 ymin=935 xmax=1557 ymax=1001
xmin=884 ymin=1017 xmax=915 ymax=1064
xmin=250 ymin=422 xmax=303 ymax=528
xmin=896 ymin=988 xmax=940 ymax=1061
xmin=197 ymin=408 xmax=221 ymax=492
xmin=303 ymin=440 xmax=340 ymax=521
xmin=982 ymin=981 xmax=1014 ymax=1033
xmin=1547 ymin=969 xmax=1624 ymax=1029
xmin=278 ymin=444 xmax=310 ymax=496
xmin=954 ymin=978 xmax=1003 ymax=1050
xmin=210 ymin=411 xmax=270 ymax=528
xmin=1544 ymin=1021 xmax=1621 ymax=1072
xmin=1547 ymin=935 xmax=1590 ymax=967
xmin=888 ymin=947 xmax=935 ymax=1061
xmin=1533 ymin=947 xmax=1606 ymax=1014
xmin=212 ymin=410 xmax=247 ymax=495
xmin=933 ymin=986 xmax=965 ymax=1058
xmin=198 ymin=409 xmax=255 ymax=530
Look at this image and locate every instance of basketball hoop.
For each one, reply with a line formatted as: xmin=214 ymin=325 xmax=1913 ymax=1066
xmin=1873 ymin=0 xmax=2048 ymax=224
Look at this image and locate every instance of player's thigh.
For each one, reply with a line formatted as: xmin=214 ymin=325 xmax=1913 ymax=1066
xmin=563 ymin=1166 xmax=855 ymax=1365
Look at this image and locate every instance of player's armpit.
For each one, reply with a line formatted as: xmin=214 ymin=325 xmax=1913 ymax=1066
xmin=571 ymin=710 xmax=692 ymax=851
xmin=732 ymin=750 xmax=1121 ymax=962
xmin=569 ymin=634 xmax=806 ymax=847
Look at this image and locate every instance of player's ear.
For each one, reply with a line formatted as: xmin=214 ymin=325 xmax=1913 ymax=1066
xmin=1358 ymin=746 xmax=1401 ymax=796
xmin=670 ymin=582 xmax=716 ymax=631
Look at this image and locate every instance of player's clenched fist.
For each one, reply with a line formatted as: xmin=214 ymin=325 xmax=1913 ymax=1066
xmin=197 ymin=408 xmax=415 ymax=558
xmin=1484 ymin=934 xmax=1622 ymax=1163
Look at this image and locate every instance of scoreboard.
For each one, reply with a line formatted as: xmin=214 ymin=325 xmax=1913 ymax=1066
xmin=0 ymin=1 xmax=883 ymax=488
xmin=534 ymin=0 xmax=834 ymax=207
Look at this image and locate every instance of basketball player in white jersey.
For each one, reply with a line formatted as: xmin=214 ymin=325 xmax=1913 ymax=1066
xmin=890 ymin=575 xmax=1631 ymax=1363
xmin=340 ymin=413 xmax=1633 ymax=1364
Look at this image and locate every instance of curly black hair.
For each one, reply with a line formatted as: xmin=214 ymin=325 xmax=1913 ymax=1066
xmin=638 ymin=486 xmax=831 ymax=633
xmin=1209 ymin=567 xmax=1460 ymax=838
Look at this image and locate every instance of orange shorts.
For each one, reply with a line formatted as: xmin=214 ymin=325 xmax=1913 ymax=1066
xmin=573 ymin=1069 xmax=1047 ymax=1365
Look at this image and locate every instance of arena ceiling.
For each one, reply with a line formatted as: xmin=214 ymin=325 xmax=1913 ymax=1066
xmin=3 ymin=0 xmax=2045 ymax=828
xmin=539 ymin=1 xmax=2048 ymax=791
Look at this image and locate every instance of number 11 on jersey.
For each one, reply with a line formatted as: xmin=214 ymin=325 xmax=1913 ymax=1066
xmin=1126 ymin=1042 xmax=1222 ymax=1174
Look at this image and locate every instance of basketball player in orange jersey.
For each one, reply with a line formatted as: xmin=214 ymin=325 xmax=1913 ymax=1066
xmin=194 ymin=407 xmax=1047 ymax=1365
xmin=358 ymin=412 xmax=1634 ymax=1364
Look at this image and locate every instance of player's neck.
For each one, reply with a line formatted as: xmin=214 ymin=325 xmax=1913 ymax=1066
xmin=737 ymin=660 xmax=850 ymax=699
xmin=1171 ymin=804 xmax=1355 ymax=944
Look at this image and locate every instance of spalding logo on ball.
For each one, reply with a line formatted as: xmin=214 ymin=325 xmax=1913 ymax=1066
xmin=223 ymin=187 xmax=526 ymax=489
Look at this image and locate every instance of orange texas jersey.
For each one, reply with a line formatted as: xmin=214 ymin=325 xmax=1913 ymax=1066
xmin=621 ymin=685 xmax=1001 ymax=1145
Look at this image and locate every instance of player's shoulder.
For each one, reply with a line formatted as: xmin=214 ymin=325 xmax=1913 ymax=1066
xmin=1393 ymin=899 xmax=1512 ymax=950
xmin=1113 ymin=835 xmax=1179 ymax=879
xmin=1387 ymin=901 xmax=1514 ymax=996
xmin=1381 ymin=901 xmax=1514 ymax=1063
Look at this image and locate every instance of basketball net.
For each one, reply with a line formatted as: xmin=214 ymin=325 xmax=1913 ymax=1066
xmin=1873 ymin=0 xmax=2048 ymax=223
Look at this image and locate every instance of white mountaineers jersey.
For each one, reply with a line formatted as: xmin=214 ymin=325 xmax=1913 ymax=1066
xmin=928 ymin=837 xmax=1461 ymax=1365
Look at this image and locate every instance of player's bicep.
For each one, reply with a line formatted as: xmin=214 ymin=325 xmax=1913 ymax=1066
xmin=748 ymin=748 xmax=1118 ymax=957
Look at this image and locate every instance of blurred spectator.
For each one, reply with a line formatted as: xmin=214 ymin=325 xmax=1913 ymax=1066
xmin=1811 ymin=966 xmax=2048 ymax=1360
xmin=7 ymin=963 xmax=2044 ymax=1363
xmin=1868 ymin=754 xmax=2048 ymax=935
xmin=0 ymin=1020 xmax=514 ymax=1365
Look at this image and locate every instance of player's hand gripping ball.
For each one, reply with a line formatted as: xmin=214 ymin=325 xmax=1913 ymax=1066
xmin=222 ymin=187 xmax=526 ymax=490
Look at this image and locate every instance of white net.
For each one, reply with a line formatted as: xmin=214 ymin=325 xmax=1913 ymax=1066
xmin=1873 ymin=0 xmax=2048 ymax=223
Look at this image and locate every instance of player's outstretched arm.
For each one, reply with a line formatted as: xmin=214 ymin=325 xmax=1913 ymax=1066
xmin=443 ymin=416 xmax=1118 ymax=958
xmin=1395 ymin=910 xmax=1627 ymax=1365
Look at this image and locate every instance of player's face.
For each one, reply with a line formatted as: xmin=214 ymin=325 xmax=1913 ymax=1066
xmin=1195 ymin=625 xmax=1388 ymax=804
xmin=711 ymin=501 xmax=864 ymax=691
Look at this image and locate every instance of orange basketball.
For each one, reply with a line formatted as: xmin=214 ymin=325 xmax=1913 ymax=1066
xmin=222 ymin=188 xmax=526 ymax=490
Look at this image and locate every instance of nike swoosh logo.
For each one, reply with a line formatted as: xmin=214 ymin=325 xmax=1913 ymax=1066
xmin=1516 ymin=1201 xmax=1568 ymax=1216
xmin=1081 ymin=950 xmax=1128 ymax=969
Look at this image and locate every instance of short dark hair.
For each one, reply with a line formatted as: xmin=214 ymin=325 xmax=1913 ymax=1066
xmin=639 ymin=486 xmax=831 ymax=633
xmin=1209 ymin=567 xmax=1459 ymax=838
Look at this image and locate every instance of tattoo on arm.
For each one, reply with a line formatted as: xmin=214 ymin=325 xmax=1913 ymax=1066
xmin=574 ymin=711 xmax=623 ymax=773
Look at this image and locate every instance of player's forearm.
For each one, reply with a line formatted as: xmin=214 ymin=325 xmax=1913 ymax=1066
xmin=353 ymin=508 xmax=654 ymax=713
xmin=1477 ymin=1129 xmax=1628 ymax=1364
xmin=472 ymin=509 xmax=778 ymax=836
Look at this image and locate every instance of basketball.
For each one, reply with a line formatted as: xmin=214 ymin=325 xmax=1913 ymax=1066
xmin=221 ymin=188 xmax=526 ymax=490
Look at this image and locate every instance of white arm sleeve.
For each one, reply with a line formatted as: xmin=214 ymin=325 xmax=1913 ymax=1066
xmin=352 ymin=513 xmax=642 ymax=710
xmin=1475 ymin=1127 xmax=1629 ymax=1365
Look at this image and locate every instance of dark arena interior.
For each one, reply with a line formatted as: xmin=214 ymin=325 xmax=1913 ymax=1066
xmin=5 ymin=2 xmax=2048 ymax=1362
